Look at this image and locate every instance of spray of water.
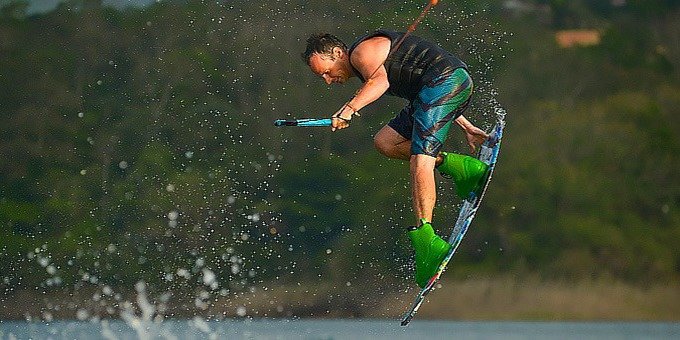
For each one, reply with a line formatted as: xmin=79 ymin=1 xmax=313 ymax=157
xmin=4 ymin=1 xmax=510 ymax=335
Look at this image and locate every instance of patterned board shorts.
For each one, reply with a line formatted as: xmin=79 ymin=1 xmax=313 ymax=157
xmin=387 ymin=67 xmax=473 ymax=157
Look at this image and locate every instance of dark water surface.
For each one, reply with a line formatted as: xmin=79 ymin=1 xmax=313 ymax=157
xmin=1 ymin=319 xmax=678 ymax=339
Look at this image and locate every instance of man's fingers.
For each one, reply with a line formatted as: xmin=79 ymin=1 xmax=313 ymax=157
xmin=330 ymin=117 xmax=349 ymax=131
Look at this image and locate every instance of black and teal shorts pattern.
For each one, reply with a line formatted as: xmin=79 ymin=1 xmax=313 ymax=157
xmin=387 ymin=67 xmax=473 ymax=157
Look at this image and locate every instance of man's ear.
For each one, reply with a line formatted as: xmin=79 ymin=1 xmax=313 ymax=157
xmin=332 ymin=46 xmax=345 ymax=59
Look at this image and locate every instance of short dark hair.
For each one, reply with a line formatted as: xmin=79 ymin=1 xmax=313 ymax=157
xmin=301 ymin=33 xmax=347 ymax=65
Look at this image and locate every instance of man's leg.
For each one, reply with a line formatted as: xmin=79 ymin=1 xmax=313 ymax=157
xmin=408 ymin=153 xmax=451 ymax=289
xmin=376 ymin=125 xmax=451 ymax=289
xmin=375 ymin=125 xmax=447 ymax=224
xmin=374 ymin=125 xmax=410 ymax=161
xmin=410 ymin=154 xmax=436 ymax=224
xmin=374 ymin=124 xmax=445 ymax=165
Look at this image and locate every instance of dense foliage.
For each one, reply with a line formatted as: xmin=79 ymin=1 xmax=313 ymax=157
xmin=1 ymin=0 xmax=678 ymax=304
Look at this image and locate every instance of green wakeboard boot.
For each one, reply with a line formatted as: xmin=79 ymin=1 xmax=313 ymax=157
xmin=437 ymin=152 xmax=489 ymax=199
xmin=408 ymin=219 xmax=452 ymax=288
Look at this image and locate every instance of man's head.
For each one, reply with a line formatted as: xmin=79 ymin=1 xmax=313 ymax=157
xmin=301 ymin=33 xmax=352 ymax=85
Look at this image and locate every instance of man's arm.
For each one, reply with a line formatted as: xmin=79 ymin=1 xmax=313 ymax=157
xmin=345 ymin=36 xmax=391 ymax=111
xmin=332 ymin=37 xmax=391 ymax=130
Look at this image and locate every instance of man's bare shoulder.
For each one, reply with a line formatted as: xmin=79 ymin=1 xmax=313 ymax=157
xmin=352 ymin=36 xmax=391 ymax=57
xmin=350 ymin=36 xmax=391 ymax=74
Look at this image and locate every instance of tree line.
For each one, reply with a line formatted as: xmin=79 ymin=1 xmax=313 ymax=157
xmin=0 ymin=0 xmax=678 ymax=302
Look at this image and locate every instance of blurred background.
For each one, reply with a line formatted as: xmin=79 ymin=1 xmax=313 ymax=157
xmin=0 ymin=0 xmax=678 ymax=322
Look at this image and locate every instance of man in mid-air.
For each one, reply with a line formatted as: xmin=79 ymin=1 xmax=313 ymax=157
xmin=302 ymin=30 xmax=489 ymax=288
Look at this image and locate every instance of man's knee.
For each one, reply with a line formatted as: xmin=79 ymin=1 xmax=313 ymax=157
xmin=374 ymin=125 xmax=412 ymax=160
xmin=373 ymin=134 xmax=391 ymax=156
xmin=373 ymin=126 xmax=397 ymax=156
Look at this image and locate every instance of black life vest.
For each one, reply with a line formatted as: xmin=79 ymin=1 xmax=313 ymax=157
xmin=348 ymin=29 xmax=467 ymax=100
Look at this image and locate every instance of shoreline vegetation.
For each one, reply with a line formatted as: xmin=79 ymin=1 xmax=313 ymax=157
xmin=2 ymin=277 xmax=678 ymax=322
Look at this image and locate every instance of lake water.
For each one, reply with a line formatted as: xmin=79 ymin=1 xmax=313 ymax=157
xmin=1 ymin=319 xmax=678 ymax=339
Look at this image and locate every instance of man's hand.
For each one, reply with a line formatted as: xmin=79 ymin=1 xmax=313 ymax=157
xmin=330 ymin=104 xmax=355 ymax=131
xmin=455 ymin=115 xmax=488 ymax=153
xmin=463 ymin=125 xmax=488 ymax=153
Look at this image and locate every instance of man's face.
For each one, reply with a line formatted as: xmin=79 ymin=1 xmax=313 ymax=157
xmin=308 ymin=48 xmax=349 ymax=85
